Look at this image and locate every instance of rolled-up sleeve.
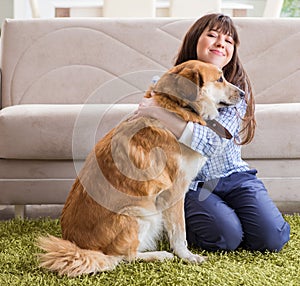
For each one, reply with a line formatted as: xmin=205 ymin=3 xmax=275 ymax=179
xmin=179 ymin=122 xmax=225 ymax=157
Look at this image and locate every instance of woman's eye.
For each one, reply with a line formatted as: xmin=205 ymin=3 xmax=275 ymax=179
xmin=225 ymin=37 xmax=234 ymax=44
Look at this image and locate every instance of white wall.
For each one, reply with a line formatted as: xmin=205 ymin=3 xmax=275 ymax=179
xmin=0 ymin=0 xmax=13 ymax=25
xmin=221 ymin=0 xmax=266 ymax=17
xmin=4 ymin=0 xmax=272 ymax=20
xmin=13 ymin=0 xmax=101 ymax=18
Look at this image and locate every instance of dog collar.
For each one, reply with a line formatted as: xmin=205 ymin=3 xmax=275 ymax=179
xmin=205 ymin=119 xmax=233 ymax=139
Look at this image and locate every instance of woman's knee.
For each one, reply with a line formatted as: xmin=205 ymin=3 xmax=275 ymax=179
xmin=186 ymin=210 xmax=243 ymax=251
xmin=245 ymin=221 xmax=290 ymax=252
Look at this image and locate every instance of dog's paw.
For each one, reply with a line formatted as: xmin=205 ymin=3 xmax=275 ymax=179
xmin=185 ymin=253 xmax=207 ymax=264
xmin=200 ymin=102 xmax=219 ymax=120
xmin=175 ymin=249 xmax=207 ymax=264
xmin=157 ymin=251 xmax=175 ymax=261
xmin=136 ymin=251 xmax=174 ymax=262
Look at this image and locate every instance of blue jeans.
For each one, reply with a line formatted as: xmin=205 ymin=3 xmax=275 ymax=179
xmin=184 ymin=169 xmax=290 ymax=252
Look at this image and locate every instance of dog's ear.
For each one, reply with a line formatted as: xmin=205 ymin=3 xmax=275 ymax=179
xmin=154 ymin=67 xmax=203 ymax=102
xmin=176 ymin=67 xmax=204 ymax=101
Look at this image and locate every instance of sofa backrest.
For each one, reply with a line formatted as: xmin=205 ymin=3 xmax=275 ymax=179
xmin=0 ymin=17 xmax=299 ymax=108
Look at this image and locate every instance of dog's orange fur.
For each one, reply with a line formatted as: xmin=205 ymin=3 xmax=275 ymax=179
xmin=37 ymin=60 xmax=242 ymax=277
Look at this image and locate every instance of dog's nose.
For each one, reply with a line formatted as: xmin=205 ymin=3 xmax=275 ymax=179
xmin=239 ymin=89 xmax=245 ymax=98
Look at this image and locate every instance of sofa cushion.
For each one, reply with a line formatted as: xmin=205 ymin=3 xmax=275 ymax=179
xmin=0 ymin=104 xmax=137 ymax=160
xmin=0 ymin=18 xmax=182 ymax=107
xmin=1 ymin=18 xmax=299 ymax=108
xmin=242 ymin=103 xmax=300 ymax=159
xmin=237 ymin=18 xmax=300 ymax=104
xmin=1 ymin=103 xmax=300 ymax=161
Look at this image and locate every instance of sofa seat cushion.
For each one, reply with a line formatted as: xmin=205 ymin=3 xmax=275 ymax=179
xmin=242 ymin=103 xmax=300 ymax=159
xmin=0 ymin=104 xmax=137 ymax=160
xmin=1 ymin=103 xmax=299 ymax=161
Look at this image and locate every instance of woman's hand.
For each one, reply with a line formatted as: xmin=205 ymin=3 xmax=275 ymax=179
xmin=131 ymin=97 xmax=159 ymax=120
xmin=131 ymin=97 xmax=188 ymax=139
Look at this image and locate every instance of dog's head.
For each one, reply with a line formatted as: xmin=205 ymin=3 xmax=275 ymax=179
xmin=152 ymin=60 xmax=244 ymax=120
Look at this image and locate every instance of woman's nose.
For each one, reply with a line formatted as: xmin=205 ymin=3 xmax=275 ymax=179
xmin=215 ymin=36 xmax=225 ymax=48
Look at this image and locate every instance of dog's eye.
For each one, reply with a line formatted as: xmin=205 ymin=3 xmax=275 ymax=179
xmin=217 ymin=77 xmax=223 ymax=83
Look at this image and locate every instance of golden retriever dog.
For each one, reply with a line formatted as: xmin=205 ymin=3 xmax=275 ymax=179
xmin=37 ymin=60 xmax=244 ymax=277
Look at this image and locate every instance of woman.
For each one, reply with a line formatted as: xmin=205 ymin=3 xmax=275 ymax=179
xmin=132 ymin=14 xmax=290 ymax=252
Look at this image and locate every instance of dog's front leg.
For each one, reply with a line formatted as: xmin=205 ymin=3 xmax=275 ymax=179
xmin=162 ymin=197 xmax=206 ymax=263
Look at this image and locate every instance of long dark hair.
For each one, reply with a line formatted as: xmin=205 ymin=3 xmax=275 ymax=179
xmin=175 ymin=14 xmax=256 ymax=145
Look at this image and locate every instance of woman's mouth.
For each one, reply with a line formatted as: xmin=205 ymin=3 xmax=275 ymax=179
xmin=209 ymin=49 xmax=225 ymax=57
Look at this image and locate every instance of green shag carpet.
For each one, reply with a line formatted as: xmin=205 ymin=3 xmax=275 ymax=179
xmin=0 ymin=214 xmax=299 ymax=286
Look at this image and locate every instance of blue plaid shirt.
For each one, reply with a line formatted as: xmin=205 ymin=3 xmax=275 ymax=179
xmin=178 ymin=99 xmax=250 ymax=190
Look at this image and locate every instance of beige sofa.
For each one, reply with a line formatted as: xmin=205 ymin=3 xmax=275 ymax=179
xmin=0 ymin=17 xmax=299 ymax=217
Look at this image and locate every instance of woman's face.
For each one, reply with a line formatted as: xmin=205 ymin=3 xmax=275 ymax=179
xmin=196 ymin=27 xmax=235 ymax=68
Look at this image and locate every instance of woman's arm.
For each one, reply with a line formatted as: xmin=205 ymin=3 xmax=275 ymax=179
xmin=131 ymin=97 xmax=188 ymax=139
xmin=131 ymin=99 xmax=221 ymax=157
xmin=131 ymin=97 xmax=246 ymax=157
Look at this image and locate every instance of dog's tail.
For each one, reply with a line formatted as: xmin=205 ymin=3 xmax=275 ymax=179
xmin=37 ymin=235 xmax=122 ymax=277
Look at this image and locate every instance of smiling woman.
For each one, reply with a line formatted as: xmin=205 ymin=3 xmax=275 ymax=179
xmin=133 ymin=13 xmax=290 ymax=253
xmin=196 ymin=28 xmax=234 ymax=68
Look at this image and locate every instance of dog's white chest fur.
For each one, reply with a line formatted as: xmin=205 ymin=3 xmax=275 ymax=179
xmin=137 ymin=146 xmax=206 ymax=253
xmin=137 ymin=212 xmax=163 ymax=252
